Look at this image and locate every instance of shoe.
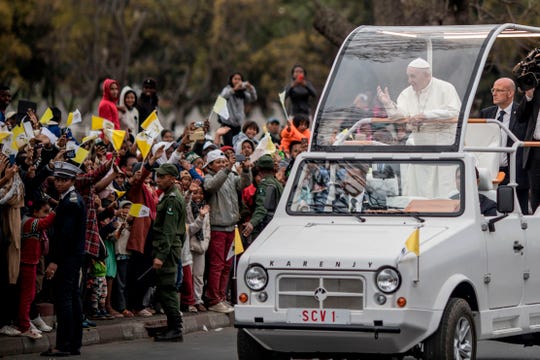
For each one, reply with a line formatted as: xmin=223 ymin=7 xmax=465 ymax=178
xmin=21 ymin=328 xmax=43 ymax=340
xmin=223 ymin=301 xmax=234 ymax=310
xmin=88 ymin=311 xmax=105 ymax=320
xmin=40 ymin=348 xmax=70 ymax=357
xmin=136 ymin=309 xmax=153 ymax=317
xmin=29 ymin=321 xmax=43 ymax=334
xmin=194 ymin=303 xmax=207 ymax=312
xmin=122 ymin=309 xmax=134 ymax=317
xmin=100 ymin=310 xmax=115 ymax=320
xmin=207 ymin=302 xmax=234 ymax=314
xmin=180 ymin=304 xmax=198 ymax=313
xmin=154 ymin=315 xmax=183 ymax=342
xmin=0 ymin=325 xmax=21 ymax=336
xmin=32 ymin=315 xmax=53 ymax=332
xmin=84 ymin=318 xmax=97 ymax=327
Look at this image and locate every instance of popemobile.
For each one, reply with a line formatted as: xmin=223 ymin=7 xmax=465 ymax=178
xmin=234 ymin=24 xmax=540 ymax=359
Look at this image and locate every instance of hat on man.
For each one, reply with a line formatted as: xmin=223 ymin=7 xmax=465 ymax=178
xmin=5 ymin=111 xmax=16 ymax=120
xmin=203 ymin=149 xmax=227 ymax=168
xmin=119 ymin=200 xmax=133 ymax=209
xmin=220 ymin=145 xmax=234 ymax=153
xmin=408 ymin=58 xmax=431 ymax=69
xmin=266 ymin=117 xmax=280 ymax=125
xmin=155 ymin=163 xmax=179 ymax=178
xmin=256 ymin=154 xmax=274 ymax=170
xmin=54 ymin=161 xmax=83 ymax=179
xmin=185 ymin=152 xmax=200 ymax=164
xmin=203 ymin=141 xmax=218 ymax=151
xmin=143 ymin=78 xmax=157 ymax=89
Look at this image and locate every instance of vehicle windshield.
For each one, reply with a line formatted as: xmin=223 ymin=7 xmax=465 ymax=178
xmin=286 ymin=158 xmax=463 ymax=216
xmin=313 ymin=26 xmax=493 ymax=152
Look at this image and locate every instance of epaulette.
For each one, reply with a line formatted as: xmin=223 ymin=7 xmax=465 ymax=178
xmin=69 ymin=192 xmax=78 ymax=203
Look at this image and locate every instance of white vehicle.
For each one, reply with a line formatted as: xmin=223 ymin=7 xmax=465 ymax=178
xmin=235 ymin=24 xmax=540 ymax=359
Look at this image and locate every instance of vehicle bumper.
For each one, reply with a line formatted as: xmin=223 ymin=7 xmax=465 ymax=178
xmin=234 ymin=307 xmax=438 ymax=354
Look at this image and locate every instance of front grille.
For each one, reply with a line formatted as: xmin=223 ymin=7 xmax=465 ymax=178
xmin=277 ymin=275 xmax=364 ymax=310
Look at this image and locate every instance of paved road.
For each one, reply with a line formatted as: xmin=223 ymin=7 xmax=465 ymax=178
xmin=13 ymin=327 xmax=540 ymax=359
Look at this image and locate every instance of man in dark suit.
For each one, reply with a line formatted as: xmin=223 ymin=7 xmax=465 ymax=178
xmin=42 ymin=162 xmax=86 ymax=357
xmin=480 ymin=77 xmax=529 ymax=214
xmin=333 ymin=163 xmax=372 ymax=213
xmin=517 ymin=78 xmax=540 ymax=213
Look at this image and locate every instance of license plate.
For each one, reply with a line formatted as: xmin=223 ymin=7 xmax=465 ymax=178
xmin=286 ymin=308 xmax=350 ymax=324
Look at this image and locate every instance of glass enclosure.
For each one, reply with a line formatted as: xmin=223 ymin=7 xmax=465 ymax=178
xmin=312 ymin=26 xmax=493 ymax=152
xmin=286 ymin=159 xmax=463 ymax=216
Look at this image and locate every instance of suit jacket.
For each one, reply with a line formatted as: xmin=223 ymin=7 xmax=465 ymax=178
xmin=516 ymin=88 xmax=540 ymax=168
xmin=332 ymin=192 xmax=373 ymax=213
xmin=480 ymin=103 xmax=529 ymax=189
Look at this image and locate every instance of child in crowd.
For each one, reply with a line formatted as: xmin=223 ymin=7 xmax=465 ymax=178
xmin=113 ymin=200 xmax=134 ymax=317
xmin=18 ymin=199 xmax=56 ymax=339
xmin=280 ymin=113 xmax=311 ymax=156
xmin=232 ymin=120 xmax=260 ymax=152
xmin=186 ymin=183 xmax=210 ymax=312
xmin=86 ymin=254 xmax=113 ymax=320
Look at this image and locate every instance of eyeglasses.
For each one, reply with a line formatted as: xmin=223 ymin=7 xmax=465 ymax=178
xmin=490 ymin=88 xmax=508 ymax=94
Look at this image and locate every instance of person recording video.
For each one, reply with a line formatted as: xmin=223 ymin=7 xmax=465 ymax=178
xmin=515 ymin=48 xmax=540 ymax=213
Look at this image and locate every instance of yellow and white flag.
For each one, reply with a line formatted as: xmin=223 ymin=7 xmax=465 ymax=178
xmin=140 ymin=110 xmax=163 ymax=139
xmin=81 ymin=133 xmax=99 ymax=144
xmin=227 ymin=226 xmax=245 ymax=260
xmin=250 ymin=132 xmax=276 ymax=163
xmin=114 ymin=190 xmax=126 ymax=199
xmin=135 ymin=131 xmax=154 ymax=159
xmin=212 ymin=95 xmax=229 ymax=120
xmin=10 ymin=123 xmax=27 ymax=151
xmin=129 ymin=203 xmax=150 ymax=218
xmin=66 ymin=109 xmax=82 ymax=126
xmin=397 ymin=227 xmax=420 ymax=264
xmin=278 ymin=91 xmax=288 ymax=119
xmin=91 ymin=115 xmax=115 ymax=130
xmin=105 ymin=129 xmax=126 ymax=151
xmin=66 ymin=141 xmax=89 ymax=164
xmin=0 ymin=131 xmax=10 ymax=142
xmin=39 ymin=108 xmax=54 ymax=125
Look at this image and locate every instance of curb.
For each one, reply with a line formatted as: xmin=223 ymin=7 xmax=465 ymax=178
xmin=0 ymin=311 xmax=233 ymax=357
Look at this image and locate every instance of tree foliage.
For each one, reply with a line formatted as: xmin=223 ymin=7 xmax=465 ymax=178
xmin=1 ymin=0 xmax=540 ymax=125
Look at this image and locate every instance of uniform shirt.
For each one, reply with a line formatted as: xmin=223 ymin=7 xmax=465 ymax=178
xmin=249 ymin=175 xmax=284 ymax=229
xmin=152 ymin=186 xmax=185 ymax=268
xmin=49 ymin=187 xmax=86 ymax=264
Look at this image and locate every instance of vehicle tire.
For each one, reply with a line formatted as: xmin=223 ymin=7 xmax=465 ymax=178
xmin=423 ymin=297 xmax=476 ymax=360
xmin=237 ymin=328 xmax=289 ymax=360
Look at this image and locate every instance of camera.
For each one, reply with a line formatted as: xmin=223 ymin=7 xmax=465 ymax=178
xmin=194 ymin=121 xmax=204 ymax=128
xmin=513 ymin=48 xmax=540 ymax=91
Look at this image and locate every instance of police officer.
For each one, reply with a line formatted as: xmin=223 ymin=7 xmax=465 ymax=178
xmin=243 ymin=155 xmax=283 ymax=240
xmin=152 ymin=163 xmax=185 ymax=342
xmin=42 ymin=162 xmax=86 ymax=357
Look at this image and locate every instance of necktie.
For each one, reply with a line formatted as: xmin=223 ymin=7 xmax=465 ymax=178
xmin=349 ymin=197 xmax=358 ymax=212
xmin=497 ymin=110 xmax=505 ymax=123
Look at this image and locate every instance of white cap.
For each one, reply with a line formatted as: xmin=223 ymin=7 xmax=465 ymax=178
xmin=203 ymin=149 xmax=227 ymax=168
xmin=408 ymin=58 xmax=431 ymax=69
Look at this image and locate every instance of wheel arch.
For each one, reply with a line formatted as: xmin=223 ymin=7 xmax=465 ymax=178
xmin=425 ymin=274 xmax=480 ymax=339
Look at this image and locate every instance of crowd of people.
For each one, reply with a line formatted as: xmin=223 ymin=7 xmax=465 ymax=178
xmin=0 ymin=65 xmax=314 ymax=353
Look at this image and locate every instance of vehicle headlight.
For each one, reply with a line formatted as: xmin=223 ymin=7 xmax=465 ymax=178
xmin=375 ymin=267 xmax=401 ymax=294
xmin=244 ymin=264 xmax=268 ymax=291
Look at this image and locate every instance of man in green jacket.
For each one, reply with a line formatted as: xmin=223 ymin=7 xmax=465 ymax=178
xmin=152 ymin=163 xmax=185 ymax=342
xmin=243 ymin=155 xmax=283 ymax=240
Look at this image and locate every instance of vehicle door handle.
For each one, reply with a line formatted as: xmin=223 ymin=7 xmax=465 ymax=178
xmin=513 ymin=241 xmax=524 ymax=252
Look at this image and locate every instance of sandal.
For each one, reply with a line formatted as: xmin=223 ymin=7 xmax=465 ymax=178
xmin=136 ymin=309 xmax=153 ymax=317
xmin=122 ymin=309 xmax=134 ymax=317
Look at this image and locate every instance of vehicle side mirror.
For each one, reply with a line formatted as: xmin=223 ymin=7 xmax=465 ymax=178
xmin=497 ymin=185 xmax=514 ymax=214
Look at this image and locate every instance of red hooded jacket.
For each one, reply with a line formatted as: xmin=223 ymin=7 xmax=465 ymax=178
xmin=98 ymin=78 xmax=120 ymax=130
